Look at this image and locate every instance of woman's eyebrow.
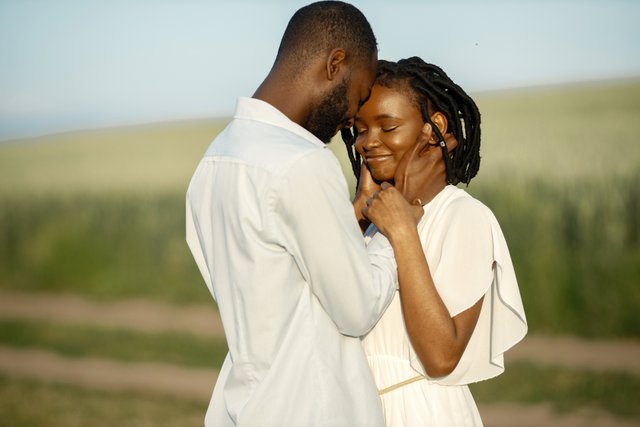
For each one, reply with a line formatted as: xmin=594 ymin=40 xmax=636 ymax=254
xmin=355 ymin=113 xmax=401 ymax=124
xmin=373 ymin=113 xmax=400 ymax=121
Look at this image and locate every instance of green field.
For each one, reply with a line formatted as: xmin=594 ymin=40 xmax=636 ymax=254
xmin=0 ymin=375 xmax=207 ymax=427
xmin=1 ymin=363 xmax=638 ymax=427
xmin=0 ymin=318 xmax=228 ymax=368
xmin=2 ymin=81 xmax=638 ymax=194
xmin=470 ymin=361 xmax=640 ymax=418
xmin=0 ymin=119 xmax=227 ymax=196
xmin=1 ymin=80 xmax=639 ymax=426
xmin=1 ymin=80 xmax=639 ymax=337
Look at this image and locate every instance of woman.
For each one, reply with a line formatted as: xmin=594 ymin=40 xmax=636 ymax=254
xmin=342 ymin=57 xmax=528 ymax=426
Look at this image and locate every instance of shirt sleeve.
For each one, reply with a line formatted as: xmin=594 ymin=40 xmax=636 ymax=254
xmin=275 ymin=148 xmax=397 ymax=337
xmin=185 ymin=163 xmax=215 ymax=300
xmin=431 ymin=197 xmax=495 ymax=317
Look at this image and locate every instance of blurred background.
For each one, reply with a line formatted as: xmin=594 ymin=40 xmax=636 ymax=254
xmin=0 ymin=1 xmax=639 ymax=426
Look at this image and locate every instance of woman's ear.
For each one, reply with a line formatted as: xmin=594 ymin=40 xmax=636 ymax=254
xmin=429 ymin=111 xmax=448 ymax=138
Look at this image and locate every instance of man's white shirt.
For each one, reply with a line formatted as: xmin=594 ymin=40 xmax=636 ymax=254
xmin=186 ymin=97 xmax=397 ymax=427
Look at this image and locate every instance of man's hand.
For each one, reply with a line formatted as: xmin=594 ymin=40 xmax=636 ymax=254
xmin=352 ymin=161 xmax=381 ymax=232
xmin=355 ymin=159 xmax=381 ymax=201
xmin=394 ymin=123 xmax=458 ymax=206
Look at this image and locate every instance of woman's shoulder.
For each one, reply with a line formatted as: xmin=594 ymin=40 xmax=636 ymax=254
xmin=438 ymin=186 xmax=495 ymax=224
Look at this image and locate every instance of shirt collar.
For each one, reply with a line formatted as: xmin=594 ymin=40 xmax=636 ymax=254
xmin=233 ymin=97 xmax=326 ymax=148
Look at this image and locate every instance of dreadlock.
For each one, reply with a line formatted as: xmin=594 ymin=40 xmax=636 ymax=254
xmin=342 ymin=57 xmax=481 ymax=186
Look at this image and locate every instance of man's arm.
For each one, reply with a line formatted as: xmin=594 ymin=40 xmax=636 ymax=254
xmin=276 ymin=149 xmax=397 ymax=337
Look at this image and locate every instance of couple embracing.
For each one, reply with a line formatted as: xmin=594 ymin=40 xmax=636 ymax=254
xmin=186 ymin=2 xmax=527 ymax=426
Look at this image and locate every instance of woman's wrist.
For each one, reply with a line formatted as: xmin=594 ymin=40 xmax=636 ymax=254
xmin=386 ymin=220 xmax=419 ymax=247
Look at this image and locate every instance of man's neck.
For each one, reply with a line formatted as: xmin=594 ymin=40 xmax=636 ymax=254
xmin=253 ymin=69 xmax=313 ymax=129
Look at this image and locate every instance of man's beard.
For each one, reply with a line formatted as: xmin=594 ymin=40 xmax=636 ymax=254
xmin=305 ymin=78 xmax=350 ymax=144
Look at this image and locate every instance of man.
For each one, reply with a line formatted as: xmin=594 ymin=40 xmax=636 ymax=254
xmin=186 ymin=2 xmax=447 ymax=426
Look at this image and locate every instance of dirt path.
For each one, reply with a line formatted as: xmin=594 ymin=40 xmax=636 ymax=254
xmin=2 ymin=290 xmax=639 ymax=375
xmin=478 ymin=403 xmax=639 ymax=427
xmin=0 ymin=290 xmax=223 ymax=337
xmin=0 ymin=345 xmax=636 ymax=427
xmin=0 ymin=345 xmax=217 ymax=401
xmin=1 ymin=291 xmax=639 ymax=426
xmin=508 ymin=335 xmax=640 ymax=375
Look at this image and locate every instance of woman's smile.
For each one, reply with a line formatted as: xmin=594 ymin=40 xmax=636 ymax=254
xmin=366 ymin=153 xmax=393 ymax=163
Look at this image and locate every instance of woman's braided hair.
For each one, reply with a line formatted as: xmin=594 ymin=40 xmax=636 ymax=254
xmin=342 ymin=57 xmax=481 ymax=185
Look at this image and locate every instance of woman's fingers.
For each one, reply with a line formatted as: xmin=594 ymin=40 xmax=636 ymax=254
xmin=418 ymin=123 xmax=433 ymax=143
xmin=444 ymin=133 xmax=459 ymax=154
xmin=362 ymin=184 xmax=423 ymax=239
xmin=416 ymin=123 xmax=434 ymax=157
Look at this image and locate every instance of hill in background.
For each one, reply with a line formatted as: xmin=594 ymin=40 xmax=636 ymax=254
xmin=1 ymin=79 xmax=638 ymax=196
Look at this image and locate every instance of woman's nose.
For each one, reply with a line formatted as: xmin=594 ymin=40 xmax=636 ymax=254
xmin=361 ymin=132 xmax=380 ymax=150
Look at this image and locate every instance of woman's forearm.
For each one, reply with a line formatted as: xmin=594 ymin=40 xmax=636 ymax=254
xmin=388 ymin=227 xmax=481 ymax=378
xmin=364 ymin=181 xmax=483 ymax=378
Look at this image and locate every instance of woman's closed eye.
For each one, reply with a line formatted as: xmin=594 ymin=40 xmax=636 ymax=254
xmin=382 ymin=126 xmax=398 ymax=132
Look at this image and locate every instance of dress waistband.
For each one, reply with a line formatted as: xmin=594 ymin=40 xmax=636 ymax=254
xmin=378 ymin=375 xmax=425 ymax=395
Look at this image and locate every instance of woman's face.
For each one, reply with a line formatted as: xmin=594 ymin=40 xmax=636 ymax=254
xmin=355 ymin=84 xmax=424 ymax=182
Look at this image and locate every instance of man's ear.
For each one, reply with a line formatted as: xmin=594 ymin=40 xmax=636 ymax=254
xmin=430 ymin=111 xmax=448 ymax=138
xmin=325 ymin=48 xmax=347 ymax=81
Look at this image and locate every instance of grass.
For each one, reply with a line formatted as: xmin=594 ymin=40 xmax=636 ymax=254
xmin=0 ymin=375 xmax=207 ymax=427
xmin=0 ymin=118 xmax=226 ymax=196
xmin=1 ymin=81 xmax=638 ymax=195
xmin=471 ymin=79 xmax=640 ymax=185
xmin=0 ymin=79 xmax=639 ymax=337
xmin=0 ymin=318 xmax=228 ymax=368
xmin=0 ymin=193 xmax=211 ymax=304
xmin=0 ymin=181 xmax=637 ymax=337
xmin=468 ymin=176 xmax=640 ymax=337
xmin=470 ymin=361 xmax=640 ymax=419
xmin=1 ymin=362 xmax=638 ymax=427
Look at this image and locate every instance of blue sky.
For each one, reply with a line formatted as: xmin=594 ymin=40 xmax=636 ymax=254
xmin=1 ymin=0 xmax=639 ymax=140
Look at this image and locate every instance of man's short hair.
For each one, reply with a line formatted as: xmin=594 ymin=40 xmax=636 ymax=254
xmin=275 ymin=1 xmax=377 ymax=71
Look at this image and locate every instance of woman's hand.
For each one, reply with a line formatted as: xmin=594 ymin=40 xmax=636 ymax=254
xmin=362 ymin=182 xmax=423 ymax=244
xmin=394 ymin=123 xmax=458 ymax=205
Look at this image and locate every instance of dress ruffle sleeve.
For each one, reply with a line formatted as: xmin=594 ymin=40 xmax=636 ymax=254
xmin=408 ymin=186 xmax=528 ymax=385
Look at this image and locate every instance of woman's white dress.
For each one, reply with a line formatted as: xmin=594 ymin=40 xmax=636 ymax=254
xmin=362 ymin=185 xmax=528 ymax=426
